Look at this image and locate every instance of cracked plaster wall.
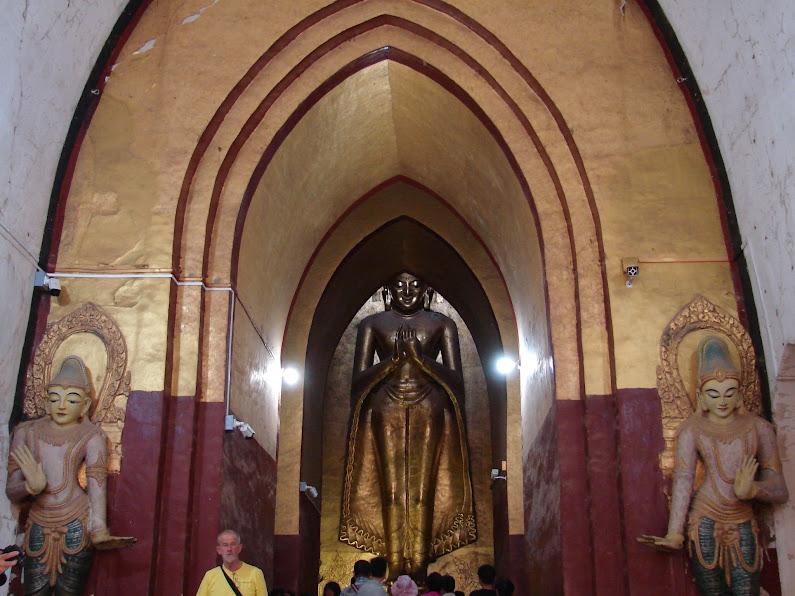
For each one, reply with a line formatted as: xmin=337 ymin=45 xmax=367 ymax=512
xmin=657 ymin=2 xmax=795 ymax=388
xmin=0 ymin=0 xmax=127 ymax=579
xmin=659 ymin=3 xmax=795 ymax=588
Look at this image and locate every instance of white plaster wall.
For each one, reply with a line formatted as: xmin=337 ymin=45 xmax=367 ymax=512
xmin=0 ymin=0 xmax=127 ymax=575
xmin=659 ymin=4 xmax=795 ymax=591
xmin=658 ymin=2 xmax=795 ymax=388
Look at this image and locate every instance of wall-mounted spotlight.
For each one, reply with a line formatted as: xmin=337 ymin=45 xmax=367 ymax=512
xmin=622 ymin=257 xmax=639 ymax=288
xmin=495 ymin=356 xmax=519 ymax=375
xmin=282 ymin=366 xmax=300 ymax=386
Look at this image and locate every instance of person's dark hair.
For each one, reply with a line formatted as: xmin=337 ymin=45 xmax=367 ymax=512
xmin=269 ymin=589 xmax=288 ymax=596
xmin=477 ymin=564 xmax=496 ymax=585
xmin=454 ymin=591 xmax=464 ymax=596
xmin=426 ymin=572 xmax=443 ymax=592
xmin=369 ymin=556 xmax=388 ymax=578
xmin=495 ymin=579 xmax=514 ymax=596
xmin=353 ymin=559 xmax=372 ymax=578
xmin=441 ymin=575 xmax=455 ymax=593
xmin=322 ymin=581 xmax=341 ymax=596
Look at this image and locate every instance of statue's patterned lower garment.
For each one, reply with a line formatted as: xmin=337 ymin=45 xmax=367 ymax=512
xmin=690 ymin=517 xmax=759 ymax=596
xmin=24 ymin=519 xmax=93 ymax=596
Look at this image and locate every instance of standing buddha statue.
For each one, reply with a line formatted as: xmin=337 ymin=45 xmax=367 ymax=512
xmin=339 ymin=272 xmax=476 ymax=581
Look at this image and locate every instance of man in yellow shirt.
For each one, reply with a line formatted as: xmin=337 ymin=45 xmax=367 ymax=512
xmin=196 ymin=529 xmax=268 ymax=595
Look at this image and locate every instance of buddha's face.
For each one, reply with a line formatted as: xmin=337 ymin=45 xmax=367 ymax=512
xmin=697 ymin=378 xmax=741 ymax=423
xmin=389 ymin=272 xmax=427 ymax=314
xmin=45 ymin=385 xmax=90 ymax=427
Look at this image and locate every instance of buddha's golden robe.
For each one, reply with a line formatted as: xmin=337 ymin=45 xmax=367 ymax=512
xmin=339 ymin=313 xmax=476 ymax=561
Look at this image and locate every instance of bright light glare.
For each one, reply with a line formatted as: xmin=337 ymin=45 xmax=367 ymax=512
xmin=495 ymin=356 xmax=518 ymax=375
xmin=265 ymin=363 xmax=283 ymax=386
xmin=524 ymin=351 xmax=540 ymax=374
xmin=282 ymin=366 xmax=300 ymax=386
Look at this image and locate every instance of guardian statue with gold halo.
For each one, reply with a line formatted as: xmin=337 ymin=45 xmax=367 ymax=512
xmin=640 ymin=319 xmax=788 ymax=595
xmin=7 ymin=356 xmax=135 ymax=595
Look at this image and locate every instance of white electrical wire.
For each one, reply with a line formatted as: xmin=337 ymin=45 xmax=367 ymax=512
xmin=0 ymin=219 xmax=46 ymax=273
xmin=47 ymin=271 xmax=249 ymax=419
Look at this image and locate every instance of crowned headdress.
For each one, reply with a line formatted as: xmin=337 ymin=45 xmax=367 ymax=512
xmin=697 ymin=336 xmax=741 ymax=387
xmin=47 ymin=356 xmax=91 ymax=392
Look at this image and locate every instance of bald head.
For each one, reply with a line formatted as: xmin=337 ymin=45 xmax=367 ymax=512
xmin=217 ymin=529 xmax=241 ymax=545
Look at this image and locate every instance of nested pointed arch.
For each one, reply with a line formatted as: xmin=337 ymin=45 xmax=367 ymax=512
xmin=175 ymin=2 xmax=615 ymax=399
xmin=274 ymin=178 xmax=525 ymax=539
xmin=303 ymin=212 xmax=510 ymax=464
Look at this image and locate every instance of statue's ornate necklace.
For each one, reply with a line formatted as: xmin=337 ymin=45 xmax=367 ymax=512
xmin=30 ymin=421 xmax=93 ymax=499
xmin=693 ymin=414 xmax=758 ymax=507
xmin=33 ymin=420 xmax=90 ymax=448
xmin=691 ymin=413 xmax=754 ymax=445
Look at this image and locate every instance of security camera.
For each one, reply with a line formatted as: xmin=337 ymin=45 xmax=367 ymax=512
xmin=299 ymin=482 xmax=319 ymax=499
xmin=47 ymin=277 xmax=61 ymax=296
xmin=226 ymin=415 xmax=256 ymax=439
xmin=622 ymin=258 xmax=639 ymax=288
xmin=236 ymin=421 xmax=255 ymax=439
xmin=34 ymin=271 xmax=61 ymax=296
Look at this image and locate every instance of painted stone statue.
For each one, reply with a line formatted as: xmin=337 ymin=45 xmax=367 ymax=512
xmin=7 ymin=356 xmax=135 ymax=595
xmin=339 ymin=272 xmax=476 ymax=580
xmin=640 ymin=336 xmax=788 ymax=595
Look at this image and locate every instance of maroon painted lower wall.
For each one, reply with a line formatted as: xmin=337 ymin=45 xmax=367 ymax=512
xmin=584 ymin=394 xmax=627 ymax=596
xmin=523 ymin=403 xmax=562 ymax=595
xmin=760 ymin=548 xmax=782 ymax=596
xmin=220 ymin=428 xmax=277 ymax=587
xmin=492 ymin=469 xmax=510 ymax=580
xmin=271 ymin=498 xmax=320 ymax=595
xmin=616 ymin=388 xmax=694 ymax=596
xmin=51 ymin=386 xmax=782 ymax=596
xmin=299 ymin=493 xmax=321 ymax=595
xmin=187 ymin=400 xmax=225 ymax=594
xmin=274 ymin=534 xmax=302 ymax=593
xmin=556 ymin=399 xmax=595 ymax=595
xmin=76 ymin=394 xmax=225 ymax=595
xmin=83 ymin=390 xmax=165 ymax=594
xmin=153 ymin=394 xmax=197 ymax=595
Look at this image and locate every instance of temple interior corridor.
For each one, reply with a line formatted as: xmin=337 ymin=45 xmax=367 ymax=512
xmin=1 ymin=2 xmax=793 ymax=595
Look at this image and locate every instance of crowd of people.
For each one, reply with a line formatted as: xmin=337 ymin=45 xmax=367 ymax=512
xmin=321 ymin=561 xmax=514 ymax=596
xmin=195 ymin=530 xmax=513 ymax=596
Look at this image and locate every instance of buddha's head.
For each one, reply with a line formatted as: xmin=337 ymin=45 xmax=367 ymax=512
xmin=388 ymin=272 xmax=428 ymax=315
xmin=695 ymin=336 xmax=742 ymax=423
xmin=45 ymin=356 xmax=92 ymax=427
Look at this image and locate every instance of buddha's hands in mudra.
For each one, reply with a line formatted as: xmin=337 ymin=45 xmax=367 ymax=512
xmin=637 ymin=533 xmax=684 ymax=552
xmin=11 ymin=445 xmax=47 ymax=495
xmin=394 ymin=325 xmax=423 ymax=362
